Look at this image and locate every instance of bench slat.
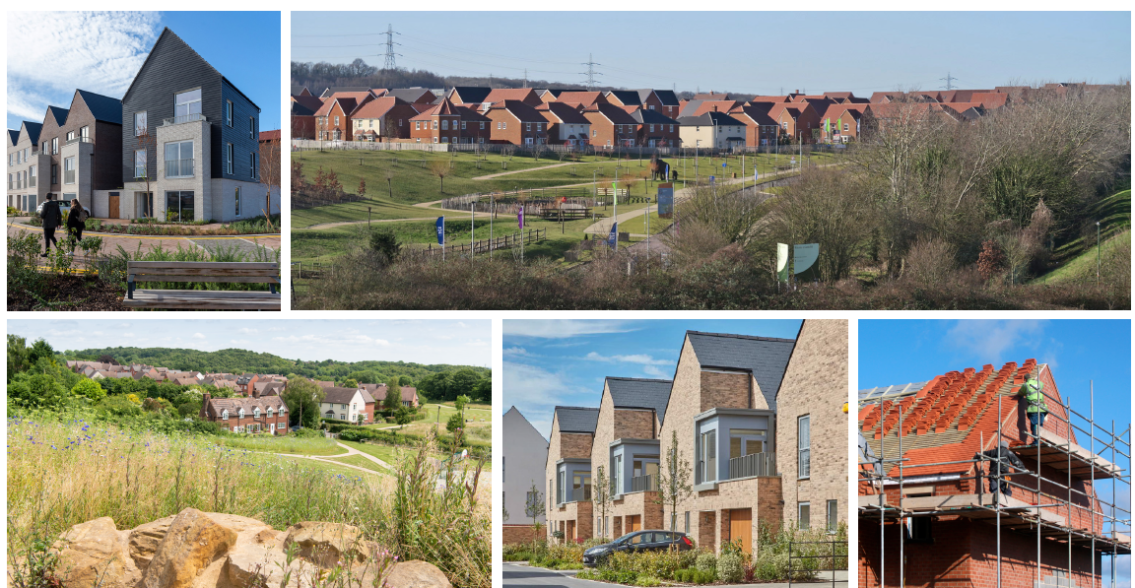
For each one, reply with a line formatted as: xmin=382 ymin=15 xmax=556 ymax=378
xmin=130 ymin=275 xmax=279 ymax=284
xmin=122 ymin=289 xmax=281 ymax=310
xmin=131 ymin=267 xmax=279 ymax=278
xmin=127 ymin=262 xmax=278 ymax=270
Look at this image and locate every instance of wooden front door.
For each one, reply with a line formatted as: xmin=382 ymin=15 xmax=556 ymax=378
xmin=108 ymin=194 xmax=120 ymax=219
xmin=627 ymin=515 xmax=642 ymax=532
xmin=728 ymin=509 xmax=752 ymax=555
xmin=566 ymin=520 xmax=575 ymax=542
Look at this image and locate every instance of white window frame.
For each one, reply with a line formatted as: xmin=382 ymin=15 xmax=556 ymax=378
xmin=798 ymin=415 xmax=811 ymax=479
xmin=249 ymin=116 xmax=255 ymax=139
xmin=135 ymin=112 xmax=148 ymax=136
xmin=226 ymin=100 xmax=234 ymax=126
xmin=799 ymin=502 xmax=811 ymax=529
xmin=826 ymin=499 xmax=838 ymax=534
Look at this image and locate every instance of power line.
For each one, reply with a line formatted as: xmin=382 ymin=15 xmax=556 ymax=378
xmin=940 ymin=71 xmax=959 ymax=91
xmin=580 ymin=54 xmax=602 ymax=90
xmin=383 ymin=24 xmax=401 ymax=71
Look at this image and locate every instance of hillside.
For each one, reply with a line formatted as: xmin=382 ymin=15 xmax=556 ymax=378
xmin=1038 ymin=190 xmax=1130 ymax=284
xmin=61 ymin=346 xmax=489 ymax=382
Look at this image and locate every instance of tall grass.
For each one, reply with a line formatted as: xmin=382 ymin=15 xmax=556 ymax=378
xmin=7 ymin=411 xmax=489 ymax=588
xmin=97 ymin=241 xmax=281 ymax=293
xmin=213 ymin=434 xmax=345 ymax=456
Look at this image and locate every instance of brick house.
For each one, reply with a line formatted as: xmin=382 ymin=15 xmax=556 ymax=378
xmin=447 ymin=87 xmax=492 ymax=108
xmin=291 ymin=93 xmax=324 ymax=140
xmin=731 ymin=104 xmax=781 ymax=147
xmin=857 ymin=358 xmax=1123 ymax=588
xmin=546 ymin=406 xmax=600 ymax=545
xmin=537 ymin=102 xmax=591 ymax=147
xmin=485 ymin=101 xmax=550 ymax=145
xmin=410 ymin=98 xmax=490 ymax=144
xmin=483 ymin=88 xmax=543 ymax=108
xmin=200 ymin=389 xmax=289 ymax=435
xmin=768 ymin=102 xmax=821 ymax=144
xmin=581 ymin=104 xmax=640 ymax=148
xmin=556 ymin=91 xmax=608 ymax=109
xmin=351 ymin=96 xmax=418 ymax=142
xmin=236 ymin=373 xmax=259 ymax=396
xmin=7 ymin=121 xmax=47 ymax=212
xmin=591 ymin=377 xmax=672 ymax=541
xmin=818 ymin=104 xmax=872 ymax=143
xmin=628 ymin=109 xmax=680 ymax=147
xmin=314 ymin=93 xmax=372 ymax=141
xmin=37 ymin=105 xmax=70 ymax=202
xmin=653 ymin=90 xmax=681 ymax=119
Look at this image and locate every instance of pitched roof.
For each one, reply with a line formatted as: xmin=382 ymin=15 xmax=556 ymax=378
xmin=7 ymin=129 xmax=19 ymax=145
xmin=123 ymin=28 xmax=259 ymax=110
xmin=686 ymin=331 xmax=797 ymax=409
xmin=589 ymin=103 xmax=638 ymax=125
xmin=693 ymin=92 xmax=731 ymax=100
xmin=484 ymin=88 xmax=539 ymax=105
xmin=386 ymin=88 xmax=435 ymax=103
xmin=46 ymin=106 xmax=70 ymax=127
xmin=538 ymin=101 xmax=590 ymax=124
xmin=322 ymin=386 xmax=361 ymax=404
xmin=450 ymin=87 xmax=492 ymax=104
xmin=21 ymin=121 xmax=44 ymax=144
xmin=677 ymin=111 xmax=745 ymax=127
xmin=556 ymin=91 xmax=606 ymax=108
xmin=489 ymin=100 xmax=546 ymax=123
xmin=292 ymin=94 xmax=325 ymax=115
xmin=555 ymin=406 xmax=600 ymax=434
xmin=680 ymin=100 xmax=741 ymax=118
xmin=629 ymin=109 xmax=679 ymax=125
xmin=750 ymin=95 xmax=790 ymax=103
xmin=607 ymin=90 xmax=642 ymax=106
xmin=259 ymin=130 xmax=281 ymax=142
xmin=75 ymin=89 xmax=123 ymax=125
xmin=352 ymin=96 xmax=407 ymax=119
xmin=400 ymin=386 xmax=418 ymax=401
xmin=204 ymin=395 xmax=286 ymax=419
xmin=606 ymin=377 xmax=673 ymax=423
xmin=735 ymin=103 xmax=777 ymax=126
xmin=652 ymin=89 xmax=680 ymax=106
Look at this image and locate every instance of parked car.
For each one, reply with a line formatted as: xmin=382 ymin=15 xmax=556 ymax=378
xmin=582 ymin=530 xmax=693 ymax=567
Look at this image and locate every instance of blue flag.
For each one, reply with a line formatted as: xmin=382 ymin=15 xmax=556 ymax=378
xmin=607 ymin=222 xmax=618 ymax=249
xmin=436 ymin=217 xmax=445 ymax=245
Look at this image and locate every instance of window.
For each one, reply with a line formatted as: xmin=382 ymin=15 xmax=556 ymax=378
xmin=699 ymin=429 xmax=716 ymax=483
xmin=415 ymin=121 xmax=421 ymax=130
xmin=42 ymin=141 xmax=48 ymax=153
xmin=267 ymin=407 xmax=274 ymax=418
xmin=798 ymin=415 xmax=811 ymax=479
xmin=906 ymin=516 xmax=932 ymax=541
xmin=66 ymin=131 xmax=76 ymax=142
xmin=174 ymin=89 xmax=201 ymax=120
xmin=399 ymin=119 xmax=403 ymax=127
xmin=164 ymin=141 xmax=193 ymax=178
xmin=441 ymin=120 xmax=448 ymax=131
xmin=593 ymin=129 xmax=597 ymax=137
xmin=7 ymin=174 xmax=10 ymax=189
xmin=670 ymin=124 xmax=675 ymax=132
xmin=250 ymin=152 xmax=256 ymax=179
xmin=235 ymin=186 xmax=241 ymax=216
xmin=80 ymin=126 xmax=89 ymax=139
xmin=222 ymin=409 xmax=229 ymax=420
xmin=480 ymin=122 xmax=485 ymax=130
xmin=253 ymin=407 xmax=260 ymax=418
xmin=335 ymin=116 xmax=340 ymax=126
xmin=826 ymin=500 xmax=838 ymax=534
xmin=526 ymin=123 xmax=531 ymax=132
xmin=798 ymin=502 xmax=810 ymax=529
xmin=226 ymin=144 xmax=234 ymax=174
xmin=536 ymin=123 xmax=542 ymax=131
xmin=729 ymin=428 xmax=766 ymax=460
xmin=461 ymin=121 xmax=466 ymax=130
xmin=135 ymin=112 xmax=148 ymax=136
xmin=249 ymin=116 xmax=255 ymax=139
xmin=844 ymin=123 xmax=850 ymax=132
xmin=226 ymin=100 xmax=234 ymax=126
xmin=557 ymin=470 xmax=565 ymax=504
xmin=165 ymin=190 xmax=194 ymax=222
xmin=432 ymin=120 xmax=438 ymax=130
xmin=52 ymin=138 xmax=58 ymax=154
xmin=51 ymin=164 xmax=58 ymax=185
xmin=134 ymin=149 xmax=148 ymax=179
xmin=63 ymin=157 xmax=75 ymax=184
xmin=650 ymin=124 xmax=655 ymax=132
xmin=782 ymin=121 xmax=788 ymax=130
xmin=28 ymin=165 xmax=35 ymax=187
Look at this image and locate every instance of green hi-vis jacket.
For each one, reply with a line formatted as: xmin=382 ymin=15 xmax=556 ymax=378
xmin=1021 ymin=379 xmax=1047 ymax=413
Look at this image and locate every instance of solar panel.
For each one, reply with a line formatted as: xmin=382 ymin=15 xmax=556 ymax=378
xmin=857 ymin=381 xmax=929 ymax=402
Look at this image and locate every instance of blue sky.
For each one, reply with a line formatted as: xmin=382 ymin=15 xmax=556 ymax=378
xmin=860 ymin=319 xmax=1131 ymax=584
xmin=7 ymin=319 xmax=490 ymax=367
xmin=7 ymin=11 xmax=280 ymax=131
xmin=293 ymin=12 xmax=1129 ymax=95
xmin=502 ymin=319 xmax=802 ymax=439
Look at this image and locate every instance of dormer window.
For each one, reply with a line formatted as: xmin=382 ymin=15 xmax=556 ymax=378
xmin=221 ymin=409 xmax=229 ymax=420
xmin=238 ymin=407 xmax=245 ymax=419
xmin=267 ymin=407 xmax=274 ymax=418
xmin=254 ymin=407 xmax=261 ymax=418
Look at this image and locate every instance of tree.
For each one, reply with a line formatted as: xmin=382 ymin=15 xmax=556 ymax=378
xmin=454 ymin=394 xmax=471 ymax=414
xmin=394 ymin=406 xmax=413 ymax=428
xmin=472 ymin=377 xmax=491 ymax=403
xmin=430 ymin=159 xmax=451 ymax=194
xmin=7 ymin=334 xmax=29 ymax=381
xmin=398 ymin=375 xmax=414 ymax=387
xmin=72 ymin=378 xmax=106 ymax=402
xmin=342 ymin=378 xmax=359 ymax=388
xmin=593 ymin=465 xmax=612 ymax=540
xmin=283 ymin=376 xmax=325 ymax=429
xmin=446 ymin=413 xmax=464 ymax=433
xmin=370 ymin=229 xmax=402 ymax=263
xmin=525 ymin=481 xmax=546 ymax=549
xmin=654 ymin=430 xmax=693 ymax=531
xmin=383 ymin=385 xmax=401 ymax=412
xmin=8 ymin=373 xmax=67 ymax=409
xmin=449 ymin=368 xmax=482 ymax=401
xmin=258 ymin=134 xmax=281 ymax=229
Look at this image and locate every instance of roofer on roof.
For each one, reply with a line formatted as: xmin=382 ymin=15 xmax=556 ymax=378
xmin=1018 ymin=372 xmax=1048 ymax=445
xmin=975 ymin=440 xmax=1027 ymax=499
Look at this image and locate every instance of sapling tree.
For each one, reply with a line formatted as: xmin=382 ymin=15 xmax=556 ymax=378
xmin=654 ymin=430 xmax=693 ymax=531
xmin=593 ymin=465 xmax=612 ymax=540
xmin=526 ymin=481 xmax=546 ymax=549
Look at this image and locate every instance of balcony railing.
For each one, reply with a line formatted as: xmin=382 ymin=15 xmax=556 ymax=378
xmin=570 ymin=486 xmax=592 ymax=502
xmin=726 ymin=452 xmax=776 ymax=480
xmin=631 ymin=474 xmax=656 ymax=492
xmin=64 ymin=170 xmax=76 ymax=185
xmin=165 ymin=158 xmax=195 ymax=178
xmin=162 ymin=113 xmax=207 ymax=126
xmin=65 ymin=136 xmax=93 ymax=145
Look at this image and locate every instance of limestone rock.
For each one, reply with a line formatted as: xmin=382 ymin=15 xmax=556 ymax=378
xmin=141 ymin=508 xmax=237 ymax=588
xmin=53 ymin=517 xmax=140 ymax=588
xmin=284 ymin=521 xmax=367 ymax=567
xmin=385 ymin=560 xmax=453 ymax=588
xmin=128 ymin=515 xmax=175 ymax=569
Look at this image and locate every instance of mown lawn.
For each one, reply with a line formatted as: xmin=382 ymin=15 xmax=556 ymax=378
xmin=214 ymin=434 xmax=348 ymax=456
xmin=327 ymin=453 xmax=390 ymax=474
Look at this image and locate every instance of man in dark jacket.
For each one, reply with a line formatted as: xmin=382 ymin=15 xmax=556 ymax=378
xmin=39 ymin=194 xmax=62 ymax=257
xmin=975 ymin=440 xmax=1027 ymax=499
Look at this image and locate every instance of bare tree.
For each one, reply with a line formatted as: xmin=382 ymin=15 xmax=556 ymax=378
xmin=593 ymin=465 xmax=612 ymax=541
xmin=386 ymin=168 xmax=395 ymax=200
xmin=654 ymin=431 xmax=692 ymax=532
xmin=525 ymin=481 xmax=546 ymax=549
xmin=430 ymin=159 xmax=451 ymax=194
xmin=258 ymin=135 xmax=281 ymax=229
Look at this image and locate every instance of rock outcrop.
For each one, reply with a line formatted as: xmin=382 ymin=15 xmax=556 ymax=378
xmin=49 ymin=509 xmax=453 ymax=588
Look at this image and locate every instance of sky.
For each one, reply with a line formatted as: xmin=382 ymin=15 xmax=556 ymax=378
xmin=7 ymin=319 xmax=490 ymax=367
xmin=860 ymin=319 xmax=1131 ymax=585
xmin=7 ymin=11 xmax=281 ymax=131
xmin=502 ymin=319 xmax=802 ymax=440
xmin=292 ymin=12 xmax=1130 ymax=96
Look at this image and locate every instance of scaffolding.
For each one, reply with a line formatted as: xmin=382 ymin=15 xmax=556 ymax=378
xmin=858 ymin=367 xmax=1131 ymax=588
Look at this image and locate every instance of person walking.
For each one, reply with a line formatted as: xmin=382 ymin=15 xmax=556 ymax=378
xmin=1018 ymin=373 xmax=1048 ymax=445
xmin=66 ymin=198 xmax=88 ymax=252
xmin=39 ymin=194 xmax=62 ymax=257
xmin=975 ymin=440 xmax=1027 ymax=500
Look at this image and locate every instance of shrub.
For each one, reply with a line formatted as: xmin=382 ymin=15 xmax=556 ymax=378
xmin=71 ymin=379 xmax=106 ymax=402
xmin=718 ymin=552 xmax=744 ymax=582
xmin=754 ymin=551 xmax=788 ymax=581
xmin=742 ymin=561 xmax=755 ymax=583
xmin=695 ymin=553 xmax=716 ymax=575
xmin=635 ymin=576 xmax=661 ymax=587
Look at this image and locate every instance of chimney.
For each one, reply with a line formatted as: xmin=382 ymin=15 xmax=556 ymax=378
xmin=252 ymin=387 xmax=260 ymax=399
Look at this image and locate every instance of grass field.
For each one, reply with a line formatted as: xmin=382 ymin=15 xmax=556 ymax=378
xmin=213 ymin=433 xmax=348 ymax=456
xmin=327 ymin=453 xmax=391 ymax=474
xmin=1038 ymin=190 xmax=1131 ymax=284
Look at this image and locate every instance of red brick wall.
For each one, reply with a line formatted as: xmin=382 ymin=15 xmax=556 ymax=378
xmin=503 ymin=524 xmax=542 ymax=545
xmin=325 ymin=102 xmax=352 ymax=141
xmin=212 ymin=414 xmax=289 ymax=435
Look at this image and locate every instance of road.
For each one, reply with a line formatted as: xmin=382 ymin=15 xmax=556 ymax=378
xmin=502 ymin=563 xmax=847 ymax=588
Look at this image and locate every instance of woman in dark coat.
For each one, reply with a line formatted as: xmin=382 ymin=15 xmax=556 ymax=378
xmin=66 ymin=198 xmax=86 ymax=248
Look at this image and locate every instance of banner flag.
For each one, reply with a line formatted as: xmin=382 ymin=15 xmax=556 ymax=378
xmin=776 ymin=243 xmax=790 ymax=282
xmin=607 ymin=222 xmax=618 ymax=249
xmin=436 ymin=217 xmax=445 ymax=245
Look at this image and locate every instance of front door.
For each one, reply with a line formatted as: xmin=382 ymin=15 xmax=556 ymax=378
xmin=566 ymin=520 xmax=575 ymax=542
xmin=728 ymin=509 xmax=752 ymax=555
xmin=108 ymin=193 xmax=120 ymax=219
xmin=627 ymin=515 xmax=642 ymax=533
xmin=270 ymin=423 xmax=275 ymax=435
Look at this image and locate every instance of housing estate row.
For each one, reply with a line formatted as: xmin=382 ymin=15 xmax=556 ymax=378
xmin=66 ymin=360 xmax=418 ymax=435
xmin=291 ymin=81 xmax=1124 ymax=150
xmin=501 ymin=319 xmax=848 ymax=556
xmin=6 ymin=28 xmax=280 ymax=221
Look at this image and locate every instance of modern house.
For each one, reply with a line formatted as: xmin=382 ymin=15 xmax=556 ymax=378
xmin=291 ymin=90 xmax=325 ymax=139
xmin=314 ymin=92 xmax=372 ymax=142
xmin=485 ymin=101 xmax=550 ymax=145
xmin=628 ymin=109 xmax=681 ymax=147
xmin=53 ymin=90 xmax=124 ymax=217
xmin=200 ymin=390 xmax=289 ymax=435
xmin=351 ymin=96 xmax=418 ymax=142
xmin=732 ymin=104 xmax=781 ymax=147
xmin=319 ymin=386 xmax=372 ymax=423
xmin=546 ymin=406 xmax=600 ymax=543
xmin=581 ymin=104 xmax=640 ymax=148
xmin=410 ymin=98 xmax=491 ymax=144
xmin=677 ymin=112 xmax=747 ymax=149
xmin=120 ymin=27 xmax=273 ymax=222
xmin=503 ymin=406 xmax=550 ymax=543
xmin=7 ymin=121 xmax=46 ymax=212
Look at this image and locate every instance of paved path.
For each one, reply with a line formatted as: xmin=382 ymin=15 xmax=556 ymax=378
xmin=8 ymin=221 xmax=280 ymax=258
xmin=274 ymin=441 xmax=393 ymax=475
xmin=472 ymin=161 xmax=574 ymax=180
xmin=502 ymin=563 xmax=846 ymax=588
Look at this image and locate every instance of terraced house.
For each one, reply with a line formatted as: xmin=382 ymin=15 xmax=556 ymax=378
xmin=544 ymin=320 xmax=848 ymax=556
xmin=7 ymin=122 xmax=46 ymax=212
xmin=121 ymin=27 xmax=274 ymax=222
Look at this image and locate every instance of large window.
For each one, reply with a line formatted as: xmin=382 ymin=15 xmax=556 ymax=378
xmin=174 ymin=89 xmax=202 ymax=121
xmin=730 ymin=428 xmax=766 ymax=459
xmin=698 ymin=429 xmax=716 ymax=483
xmin=164 ymin=141 xmax=194 ymax=178
xmin=135 ymin=112 xmax=148 ymax=136
xmin=226 ymin=144 xmax=234 ymax=174
xmin=165 ymin=190 xmax=194 ymax=222
xmin=80 ymin=126 xmax=89 ymax=139
xmin=63 ymin=157 xmax=76 ymax=185
xmin=134 ymin=149 xmax=147 ymax=179
xmin=798 ymin=415 xmax=811 ymax=479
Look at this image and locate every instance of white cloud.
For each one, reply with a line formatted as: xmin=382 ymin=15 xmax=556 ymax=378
xmin=504 ymin=361 xmax=595 ymax=437
xmin=238 ymin=328 xmax=259 ymax=334
xmin=192 ymin=333 xmax=206 ymax=340
xmin=643 ymin=365 xmax=670 ymax=378
xmin=946 ymin=320 xmax=1047 ymax=365
xmin=585 ymin=351 xmax=674 ymax=366
xmin=503 ymin=347 xmax=530 ymax=357
xmin=8 ymin=12 xmax=160 ymax=123
xmin=504 ymin=320 xmax=637 ymax=339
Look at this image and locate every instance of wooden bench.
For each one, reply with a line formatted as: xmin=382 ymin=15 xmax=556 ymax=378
xmin=123 ymin=261 xmax=281 ymax=310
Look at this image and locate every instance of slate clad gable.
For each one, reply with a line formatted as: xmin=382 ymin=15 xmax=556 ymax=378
xmin=554 ymin=406 xmax=600 ymax=433
xmin=605 ymin=377 xmax=673 ymax=424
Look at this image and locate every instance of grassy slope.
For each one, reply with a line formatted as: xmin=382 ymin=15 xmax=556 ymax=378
xmin=213 ymin=435 xmax=348 ymax=456
xmin=326 ymin=453 xmax=390 ymax=474
xmin=1038 ymin=190 xmax=1131 ymax=284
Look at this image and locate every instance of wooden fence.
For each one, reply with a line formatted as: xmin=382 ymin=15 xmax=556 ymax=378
xmin=407 ymin=228 xmax=548 ymax=259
